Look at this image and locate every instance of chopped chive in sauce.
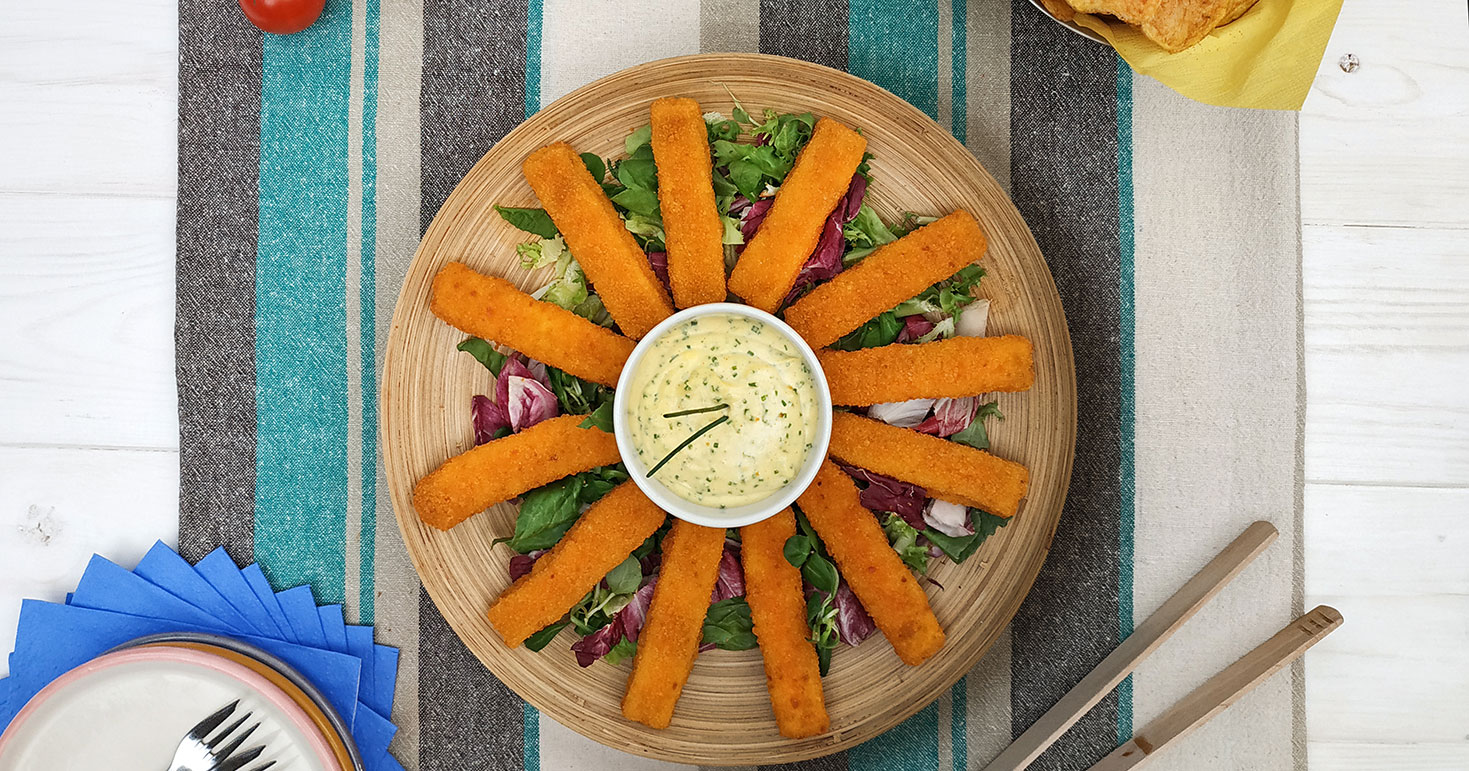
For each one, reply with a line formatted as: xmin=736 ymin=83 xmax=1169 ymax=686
xmin=647 ymin=415 xmax=729 ymax=478
xmin=663 ymin=403 xmax=729 ymax=419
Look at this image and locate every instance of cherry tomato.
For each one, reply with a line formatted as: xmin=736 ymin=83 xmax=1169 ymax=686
xmin=239 ymin=0 xmax=326 ymax=35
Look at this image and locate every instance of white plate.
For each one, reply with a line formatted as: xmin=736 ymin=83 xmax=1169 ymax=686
xmin=0 ymin=646 xmax=337 ymax=771
xmin=1027 ymin=0 xmax=1108 ymax=44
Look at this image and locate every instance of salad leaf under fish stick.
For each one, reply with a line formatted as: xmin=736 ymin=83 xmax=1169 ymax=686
xmin=818 ymin=335 xmax=1035 ymax=406
xmin=523 ymin=141 xmax=674 ymax=339
xmin=727 ymin=118 xmax=867 ymax=313
xmin=827 ymin=412 xmax=1029 ymax=519
xmin=740 ymin=508 xmax=829 ymax=738
xmin=622 ymin=519 xmax=726 ymax=729
xmin=797 ymin=461 xmax=945 ymax=666
xmin=784 ymin=211 xmax=989 ymax=349
xmin=487 ymin=481 xmax=666 ymax=647
xmin=413 ymin=414 xmax=620 ymax=531
xmin=430 ymin=262 xmax=634 ymax=387
xmin=651 ymin=97 xmax=726 ymax=309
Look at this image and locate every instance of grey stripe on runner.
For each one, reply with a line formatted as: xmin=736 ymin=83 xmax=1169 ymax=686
xmin=1007 ymin=2 xmax=1123 ymax=769
xmin=964 ymin=0 xmax=1012 ymax=193
xmin=418 ymin=593 xmax=525 ymax=769
xmin=176 ymin=0 xmax=262 ymax=565
xmin=375 ymin=0 xmax=427 ymax=763
xmin=701 ymin=0 xmax=759 ymax=53
xmin=418 ymin=1 xmax=531 ymax=767
xmin=759 ymin=0 xmax=848 ymax=70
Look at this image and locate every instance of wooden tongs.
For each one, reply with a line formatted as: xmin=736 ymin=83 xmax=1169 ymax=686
xmin=983 ymin=521 xmax=1342 ymax=771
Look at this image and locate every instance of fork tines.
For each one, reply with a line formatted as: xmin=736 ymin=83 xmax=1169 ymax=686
xmin=184 ymin=700 xmax=275 ymax=771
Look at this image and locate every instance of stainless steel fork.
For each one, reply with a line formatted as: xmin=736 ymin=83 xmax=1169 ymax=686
xmin=168 ymin=700 xmax=276 ymax=771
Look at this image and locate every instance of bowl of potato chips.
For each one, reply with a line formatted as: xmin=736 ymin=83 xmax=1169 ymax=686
xmin=1031 ymin=0 xmax=1259 ymax=53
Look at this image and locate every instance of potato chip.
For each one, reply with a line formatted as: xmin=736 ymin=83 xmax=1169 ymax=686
xmin=1037 ymin=0 xmax=1077 ymax=23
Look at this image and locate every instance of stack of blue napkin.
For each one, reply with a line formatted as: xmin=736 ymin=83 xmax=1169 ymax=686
xmin=0 ymin=541 xmax=401 ymax=770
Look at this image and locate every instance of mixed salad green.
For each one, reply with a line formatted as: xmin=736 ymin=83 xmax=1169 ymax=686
xmin=462 ymin=104 xmax=1009 ymax=670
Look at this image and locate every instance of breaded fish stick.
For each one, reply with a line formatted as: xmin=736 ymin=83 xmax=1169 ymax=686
xmin=740 ymin=509 xmax=829 ymax=738
xmin=785 ymin=211 xmax=989 ymax=349
xmin=651 ymin=97 xmax=726 ymax=308
xmin=828 ymin=412 xmax=1029 ymax=518
xmin=431 ymin=262 xmax=634 ymax=387
xmin=623 ymin=519 xmax=726 ymax=729
xmin=413 ymin=415 xmax=620 ymax=531
xmin=727 ymin=118 xmax=867 ymax=313
xmin=797 ymin=461 xmax=945 ymax=665
xmin=487 ymin=482 xmax=666 ymax=647
xmin=818 ymin=335 xmax=1035 ymax=405
xmin=523 ymin=142 xmax=674 ymax=338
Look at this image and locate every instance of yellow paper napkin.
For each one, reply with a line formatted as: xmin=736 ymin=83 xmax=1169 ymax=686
xmin=1070 ymin=0 xmax=1345 ymax=110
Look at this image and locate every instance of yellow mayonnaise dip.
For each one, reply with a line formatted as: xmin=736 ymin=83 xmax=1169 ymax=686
xmin=625 ymin=313 xmax=819 ymax=508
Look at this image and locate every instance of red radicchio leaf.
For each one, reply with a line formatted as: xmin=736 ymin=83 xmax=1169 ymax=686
xmin=571 ymin=621 xmax=622 ymax=668
xmin=839 ymin=463 xmax=927 ymax=529
xmin=740 ymin=198 xmax=774 ymax=244
xmin=494 ymin=357 xmax=533 ymax=406
xmin=620 ymin=578 xmax=658 ymax=642
xmin=710 ymin=544 xmax=744 ymax=603
xmin=507 ymin=549 xmax=547 ymax=582
xmin=833 ymin=581 xmax=876 ymax=646
xmin=896 ymin=315 xmax=936 ymax=343
xmin=782 ymin=173 xmax=868 ymax=304
xmin=727 ymin=194 xmax=752 ymax=218
xmin=507 ymin=375 xmax=558 ymax=432
xmin=914 ymin=397 xmax=978 ymax=437
xmin=648 ymin=251 xmax=670 ymax=291
xmin=471 ymin=395 xmax=509 ymax=445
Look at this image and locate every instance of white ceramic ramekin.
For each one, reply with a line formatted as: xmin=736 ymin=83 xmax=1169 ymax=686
xmin=613 ymin=302 xmax=831 ymax=528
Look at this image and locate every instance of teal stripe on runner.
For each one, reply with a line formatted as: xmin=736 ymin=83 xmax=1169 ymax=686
xmin=951 ymin=676 xmax=967 ymax=770
xmin=950 ymin=0 xmax=966 ymax=139
xmin=525 ymin=0 xmax=543 ymax=118
xmin=254 ymin=0 xmax=354 ymax=602
xmin=1115 ymin=55 xmax=1137 ymax=746
xmin=848 ymin=0 xmax=940 ymax=119
xmin=851 ymin=701 xmax=940 ymax=770
xmin=845 ymin=9 xmax=942 ymax=765
xmin=359 ymin=0 xmax=381 ymax=625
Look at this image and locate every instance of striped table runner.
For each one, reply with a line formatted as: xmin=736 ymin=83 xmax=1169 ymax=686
xmin=176 ymin=1 xmax=1305 ymax=768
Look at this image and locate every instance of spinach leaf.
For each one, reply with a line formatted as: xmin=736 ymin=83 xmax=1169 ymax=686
xmin=494 ymin=205 xmax=558 ymax=239
xmin=524 ymin=621 xmax=568 ymax=652
xmin=925 ymin=508 xmax=1010 ymax=564
xmin=702 ymin=597 xmax=758 ymax=651
xmin=783 ymin=534 xmax=812 ymax=567
xmin=455 ymin=337 xmax=506 ymax=376
xmin=579 ymin=401 xmax=615 ymax=432
xmin=831 ymin=311 xmax=903 ymax=351
xmin=603 ymin=556 xmax=642 ymax=595
xmin=611 ymin=186 xmax=660 ymax=217
xmin=802 ymin=553 xmax=839 ymax=595
xmin=580 ymin=152 xmax=606 ymax=182
xmin=498 ymin=476 xmax=584 ymax=553
xmin=577 ymin=464 xmax=628 ymax=505
xmin=603 ymin=637 xmax=637 ymax=666
xmin=615 ymin=158 xmax=657 ymax=191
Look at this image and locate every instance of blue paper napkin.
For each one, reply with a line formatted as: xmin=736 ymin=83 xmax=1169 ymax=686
xmin=0 ymin=542 xmax=401 ymax=770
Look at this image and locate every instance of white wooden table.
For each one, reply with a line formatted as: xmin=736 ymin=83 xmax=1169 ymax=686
xmin=1 ymin=1 xmax=1464 ymax=767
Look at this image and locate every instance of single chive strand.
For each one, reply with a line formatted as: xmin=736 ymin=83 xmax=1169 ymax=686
xmin=647 ymin=416 xmax=729 ymax=478
xmin=662 ymin=403 xmax=729 ymax=419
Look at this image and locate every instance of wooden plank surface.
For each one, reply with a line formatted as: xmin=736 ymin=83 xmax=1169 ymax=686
xmin=0 ymin=0 xmax=1463 ymax=767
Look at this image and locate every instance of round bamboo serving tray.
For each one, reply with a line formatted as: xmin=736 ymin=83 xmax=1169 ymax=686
xmin=381 ymin=53 xmax=1077 ymax=765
